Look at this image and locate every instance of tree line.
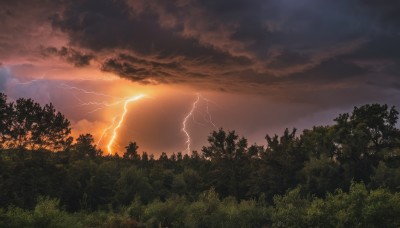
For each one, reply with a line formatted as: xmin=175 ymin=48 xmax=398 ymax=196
xmin=1 ymin=93 xmax=400 ymax=227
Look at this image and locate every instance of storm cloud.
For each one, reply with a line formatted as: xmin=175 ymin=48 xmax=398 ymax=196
xmin=48 ymin=1 xmax=399 ymax=90
xmin=0 ymin=0 xmax=398 ymax=93
xmin=41 ymin=46 xmax=94 ymax=67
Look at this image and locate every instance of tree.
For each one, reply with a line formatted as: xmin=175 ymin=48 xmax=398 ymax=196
xmin=0 ymin=94 xmax=72 ymax=151
xmin=334 ymin=104 xmax=400 ymax=161
xmin=301 ymin=155 xmax=342 ymax=197
xmin=258 ymin=128 xmax=306 ymax=199
xmin=307 ymin=183 xmax=400 ymax=227
xmin=301 ymin=126 xmax=336 ymax=159
xmin=0 ymin=93 xmax=13 ymax=149
xmin=33 ymin=103 xmax=73 ymax=151
xmin=83 ymin=161 xmax=119 ymax=210
xmin=333 ymin=104 xmax=400 ymax=183
xmin=202 ymin=128 xmax=248 ymax=161
xmin=202 ymin=129 xmax=252 ymax=198
xmin=123 ymin=142 xmax=140 ymax=161
xmin=74 ymin=134 xmax=101 ymax=158
xmin=115 ymin=166 xmax=152 ymax=205
xmin=272 ymin=187 xmax=309 ymax=227
xmin=299 ymin=126 xmax=343 ymax=196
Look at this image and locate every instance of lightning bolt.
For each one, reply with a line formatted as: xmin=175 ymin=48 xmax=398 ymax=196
xmin=107 ymin=94 xmax=145 ymax=155
xmin=16 ymin=69 xmax=219 ymax=156
xmin=181 ymin=93 xmax=218 ymax=155
xmin=60 ymin=83 xmax=121 ymax=100
xmin=97 ymin=116 xmax=117 ymax=146
xmin=182 ymin=94 xmax=200 ymax=155
xmin=60 ymin=83 xmax=133 ymax=116
xmin=59 ymin=82 xmax=148 ymax=155
xmin=15 ymin=79 xmax=43 ymax=85
xmin=15 ymin=68 xmax=60 ymax=85
xmin=11 ymin=68 xmax=148 ymax=155
xmin=78 ymin=100 xmax=128 ymax=115
xmin=200 ymin=95 xmax=217 ymax=129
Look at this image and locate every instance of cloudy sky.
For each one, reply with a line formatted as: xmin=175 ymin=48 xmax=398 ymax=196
xmin=1 ymin=0 xmax=400 ymax=155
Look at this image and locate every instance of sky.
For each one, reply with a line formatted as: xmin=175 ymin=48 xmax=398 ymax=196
xmin=1 ymin=0 xmax=400 ymax=155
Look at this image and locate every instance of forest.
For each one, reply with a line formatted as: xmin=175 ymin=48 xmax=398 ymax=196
xmin=1 ymin=92 xmax=400 ymax=227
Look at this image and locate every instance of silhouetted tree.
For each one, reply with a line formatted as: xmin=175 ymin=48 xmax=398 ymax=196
xmin=257 ymin=128 xmax=306 ymax=199
xmin=333 ymin=104 xmax=400 ymax=184
xmin=0 ymin=93 xmax=13 ymax=148
xmin=74 ymin=134 xmax=101 ymax=158
xmin=0 ymin=93 xmax=72 ymax=151
xmin=123 ymin=141 xmax=140 ymax=161
xmin=202 ymin=129 xmax=253 ymax=198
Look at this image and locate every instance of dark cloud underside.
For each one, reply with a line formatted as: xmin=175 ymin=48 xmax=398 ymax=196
xmin=41 ymin=46 xmax=94 ymax=67
xmin=1 ymin=0 xmax=400 ymax=95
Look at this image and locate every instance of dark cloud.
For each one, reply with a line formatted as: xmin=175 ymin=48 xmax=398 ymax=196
xmin=50 ymin=0 xmax=248 ymax=62
xmin=41 ymin=46 xmax=94 ymax=67
xmin=101 ymin=53 xmax=182 ymax=83
xmin=49 ymin=0 xmax=256 ymax=85
xmin=358 ymin=0 xmax=400 ymax=26
xmin=267 ymin=50 xmax=311 ymax=69
xmin=0 ymin=0 xmax=64 ymax=60
xmin=1 ymin=0 xmax=400 ymax=96
xmin=345 ymin=35 xmax=400 ymax=61
xmin=287 ymin=58 xmax=370 ymax=84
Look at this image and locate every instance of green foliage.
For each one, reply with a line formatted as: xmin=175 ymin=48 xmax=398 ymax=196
xmin=143 ymin=196 xmax=187 ymax=227
xmin=83 ymin=161 xmax=119 ymax=210
xmin=269 ymin=183 xmax=400 ymax=228
xmin=333 ymin=104 xmax=400 ymax=183
xmin=115 ymin=166 xmax=152 ymax=205
xmin=301 ymin=126 xmax=336 ymax=158
xmin=202 ymin=129 xmax=256 ymax=199
xmin=272 ymin=187 xmax=309 ymax=228
xmin=369 ymin=161 xmax=400 ymax=190
xmin=0 ymin=197 xmax=83 ymax=228
xmin=257 ymin=128 xmax=306 ymax=199
xmin=1 ymin=206 xmax=33 ymax=228
xmin=307 ymin=183 xmax=400 ymax=228
xmin=301 ymin=155 xmax=342 ymax=196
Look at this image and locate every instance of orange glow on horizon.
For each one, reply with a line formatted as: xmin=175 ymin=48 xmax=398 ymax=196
xmin=66 ymin=75 xmax=188 ymax=155
xmin=6 ymin=58 xmax=218 ymax=155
